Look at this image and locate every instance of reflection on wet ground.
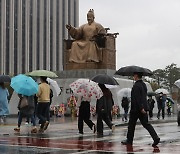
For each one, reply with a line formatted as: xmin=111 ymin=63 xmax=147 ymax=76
xmin=0 ymin=117 xmax=180 ymax=153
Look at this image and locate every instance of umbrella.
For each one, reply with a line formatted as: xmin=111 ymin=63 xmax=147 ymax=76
xmin=27 ymin=70 xmax=58 ymax=78
xmin=117 ymin=88 xmax=131 ymax=98
xmin=166 ymin=97 xmax=175 ymax=104
xmin=174 ymin=79 xmax=180 ymax=89
xmin=105 ymin=84 xmax=119 ymax=89
xmin=10 ymin=74 xmax=38 ymax=96
xmin=115 ymin=65 xmax=153 ymax=76
xmin=91 ymin=74 xmax=119 ymax=85
xmin=0 ymin=75 xmax=11 ymax=82
xmin=69 ymin=79 xmax=103 ymax=101
xmin=155 ymin=88 xmax=169 ymax=95
xmin=47 ymin=78 xmax=61 ymax=96
xmin=147 ymin=91 xmax=156 ymax=96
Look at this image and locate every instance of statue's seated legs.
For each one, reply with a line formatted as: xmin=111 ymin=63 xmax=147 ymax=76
xmin=64 ymin=34 xmax=117 ymax=70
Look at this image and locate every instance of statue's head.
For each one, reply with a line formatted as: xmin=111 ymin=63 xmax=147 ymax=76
xmin=87 ymin=9 xmax=95 ymax=25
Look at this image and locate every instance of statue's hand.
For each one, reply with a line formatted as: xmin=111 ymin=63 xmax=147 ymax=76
xmin=66 ymin=24 xmax=72 ymax=30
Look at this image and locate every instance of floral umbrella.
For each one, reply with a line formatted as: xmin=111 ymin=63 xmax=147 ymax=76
xmin=69 ymin=79 xmax=103 ymax=101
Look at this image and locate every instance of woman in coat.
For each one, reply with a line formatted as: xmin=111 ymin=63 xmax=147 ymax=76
xmin=0 ymin=82 xmax=9 ymax=124
xmin=14 ymin=94 xmax=37 ymax=133
xmin=96 ymin=84 xmax=115 ymax=137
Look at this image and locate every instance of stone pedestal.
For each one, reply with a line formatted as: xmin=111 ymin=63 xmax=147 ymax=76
xmin=56 ymin=69 xmax=116 ymax=79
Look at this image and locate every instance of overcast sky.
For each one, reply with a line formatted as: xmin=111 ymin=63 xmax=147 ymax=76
xmin=79 ymin=0 xmax=180 ymax=71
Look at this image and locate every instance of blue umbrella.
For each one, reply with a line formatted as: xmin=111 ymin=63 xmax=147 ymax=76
xmin=10 ymin=74 xmax=38 ymax=96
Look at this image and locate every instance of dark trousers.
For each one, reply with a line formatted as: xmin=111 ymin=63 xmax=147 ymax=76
xmin=127 ymin=112 xmax=159 ymax=144
xmin=78 ymin=101 xmax=94 ymax=133
xmin=36 ymin=103 xmax=49 ymax=128
xmin=18 ymin=112 xmax=36 ymax=127
xmin=97 ymin=111 xmax=113 ymax=135
xmin=123 ymin=107 xmax=129 ymax=120
xmin=149 ymin=109 xmax=153 ymax=118
xmin=157 ymin=107 xmax=165 ymax=119
xmin=167 ymin=108 xmax=171 ymax=115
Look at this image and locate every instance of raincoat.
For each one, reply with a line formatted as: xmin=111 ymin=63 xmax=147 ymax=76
xmin=0 ymin=87 xmax=9 ymax=116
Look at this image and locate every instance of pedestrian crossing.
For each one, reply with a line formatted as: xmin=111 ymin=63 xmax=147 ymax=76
xmin=0 ymin=122 xmax=180 ymax=153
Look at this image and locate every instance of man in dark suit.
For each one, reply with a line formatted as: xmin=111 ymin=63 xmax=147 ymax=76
xmin=121 ymin=72 xmax=160 ymax=147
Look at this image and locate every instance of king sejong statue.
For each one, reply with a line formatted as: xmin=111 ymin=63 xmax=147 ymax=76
xmin=66 ymin=9 xmax=106 ymax=63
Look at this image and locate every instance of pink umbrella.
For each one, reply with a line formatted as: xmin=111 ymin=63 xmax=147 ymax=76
xmin=69 ymin=79 xmax=103 ymax=101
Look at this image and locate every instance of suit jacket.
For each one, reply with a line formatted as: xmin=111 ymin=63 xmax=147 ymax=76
xmin=130 ymin=80 xmax=149 ymax=113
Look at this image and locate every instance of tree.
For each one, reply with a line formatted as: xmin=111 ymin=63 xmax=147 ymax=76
xmin=152 ymin=69 xmax=166 ymax=87
xmin=164 ymin=63 xmax=180 ymax=92
xmin=152 ymin=63 xmax=180 ymax=92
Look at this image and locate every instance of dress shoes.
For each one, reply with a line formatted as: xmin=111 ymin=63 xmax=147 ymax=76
xmin=121 ymin=140 xmax=132 ymax=145
xmin=152 ymin=138 xmax=160 ymax=146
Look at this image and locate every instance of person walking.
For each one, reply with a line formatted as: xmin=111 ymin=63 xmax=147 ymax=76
xmin=166 ymin=98 xmax=174 ymax=116
xmin=96 ymin=84 xmax=115 ymax=137
xmin=14 ymin=94 xmax=37 ymax=133
xmin=157 ymin=92 xmax=166 ymax=119
xmin=0 ymin=82 xmax=9 ymax=124
xmin=77 ymin=96 xmax=96 ymax=135
xmin=121 ymin=97 xmax=130 ymax=122
xmin=147 ymin=96 xmax=155 ymax=119
xmin=121 ymin=72 xmax=160 ymax=146
xmin=36 ymin=76 xmax=50 ymax=133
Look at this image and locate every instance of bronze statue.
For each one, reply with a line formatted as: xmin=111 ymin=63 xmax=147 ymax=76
xmin=66 ymin=9 xmax=106 ymax=63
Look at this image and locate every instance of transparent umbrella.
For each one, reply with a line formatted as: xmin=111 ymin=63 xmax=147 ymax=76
xmin=174 ymin=79 xmax=180 ymax=89
xmin=47 ymin=78 xmax=61 ymax=96
xmin=155 ymin=88 xmax=169 ymax=95
xmin=117 ymin=88 xmax=131 ymax=98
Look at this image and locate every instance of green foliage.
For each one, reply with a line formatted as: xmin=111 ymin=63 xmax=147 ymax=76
xmin=152 ymin=63 xmax=180 ymax=92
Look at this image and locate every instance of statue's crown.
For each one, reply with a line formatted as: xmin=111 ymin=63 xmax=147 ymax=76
xmin=88 ymin=9 xmax=94 ymax=16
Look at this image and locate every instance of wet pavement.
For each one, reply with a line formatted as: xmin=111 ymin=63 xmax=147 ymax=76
xmin=0 ymin=115 xmax=179 ymax=153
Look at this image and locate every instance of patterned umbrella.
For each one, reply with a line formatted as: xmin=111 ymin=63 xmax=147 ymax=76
xmin=69 ymin=79 xmax=103 ymax=101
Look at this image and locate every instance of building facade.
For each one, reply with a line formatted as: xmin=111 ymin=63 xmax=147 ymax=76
xmin=0 ymin=0 xmax=79 ymax=75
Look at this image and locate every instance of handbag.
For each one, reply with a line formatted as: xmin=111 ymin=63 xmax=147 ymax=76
xmin=19 ymin=97 xmax=28 ymax=109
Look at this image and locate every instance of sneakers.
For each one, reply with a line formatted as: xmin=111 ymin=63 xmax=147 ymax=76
xmin=92 ymin=125 xmax=96 ymax=134
xmin=112 ymin=125 xmax=115 ymax=132
xmin=38 ymin=127 xmax=44 ymax=133
xmin=14 ymin=127 xmax=20 ymax=132
xmin=152 ymin=138 xmax=160 ymax=147
xmin=43 ymin=121 xmax=49 ymax=130
xmin=31 ymin=127 xmax=38 ymax=133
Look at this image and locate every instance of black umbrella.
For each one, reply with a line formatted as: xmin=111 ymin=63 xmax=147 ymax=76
xmin=0 ymin=75 xmax=11 ymax=82
xmin=166 ymin=97 xmax=175 ymax=104
xmin=91 ymin=74 xmax=119 ymax=85
xmin=115 ymin=65 xmax=153 ymax=76
xmin=147 ymin=91 xmax=156 ymax=96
